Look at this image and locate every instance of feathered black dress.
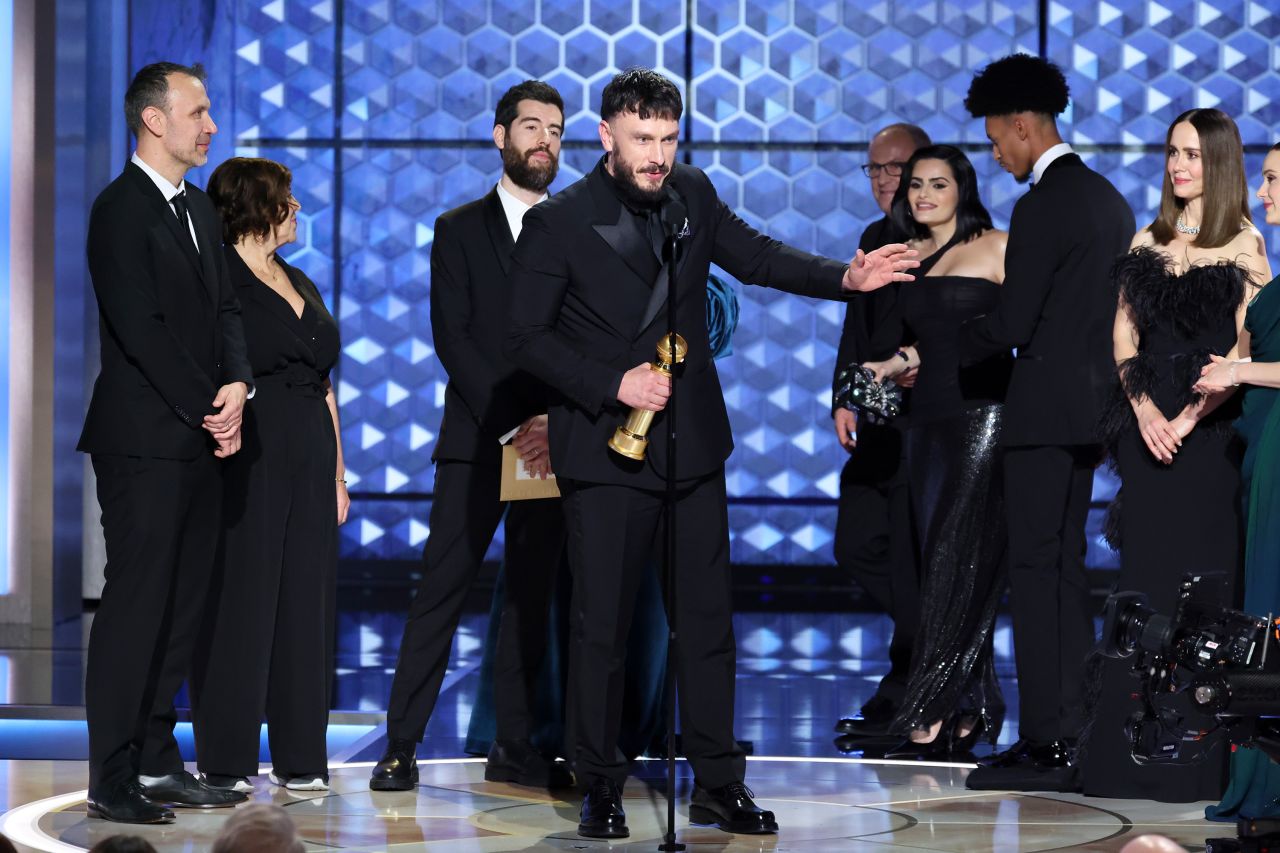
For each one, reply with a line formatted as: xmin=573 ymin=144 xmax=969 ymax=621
xmin=1083 ymin=246 xmax=1246 ymax=802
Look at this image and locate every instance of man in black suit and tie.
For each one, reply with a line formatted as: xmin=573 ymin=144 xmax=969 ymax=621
xmin=78 ymin=62 xmax=253 ymax=823
xmin=954 ymin=55 xmax=1135 ymax=792
xmin=370 ymin=81 xmax=571 ymax=792
xmin=832 ymin=123 xmax=930 ymax=742
xmin=505 ymin=69 xmax=919 ymax=839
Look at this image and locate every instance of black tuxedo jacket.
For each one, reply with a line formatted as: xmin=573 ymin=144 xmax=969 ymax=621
xmin=431 ymin=188 xmax=547 ymax=463
xmin=505 ymin=157 xmax=848 ymax=489
xmin=959 ymin=153 xmax=1135 ymax=446
xmin=77 ymin=162 xmax=252 ymax=460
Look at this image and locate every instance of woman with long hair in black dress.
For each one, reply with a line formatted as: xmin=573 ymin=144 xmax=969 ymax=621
xmin=1084 ymin=108 xmax=1270 ymax=802
xmin=862 ymin=144 xmax=1011 ymax=760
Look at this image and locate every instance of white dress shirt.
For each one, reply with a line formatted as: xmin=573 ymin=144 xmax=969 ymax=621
xmin=131 ymin=152 xmax=200 ymax=252
xmin=1031 ymin=142 xmax=1074 ymax=186
xmin=495 ymin=179 xmax=548 ymax=241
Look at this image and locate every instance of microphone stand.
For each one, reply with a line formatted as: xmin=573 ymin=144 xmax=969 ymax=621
xmin=658 ymin=229 xmax=685 ymax=853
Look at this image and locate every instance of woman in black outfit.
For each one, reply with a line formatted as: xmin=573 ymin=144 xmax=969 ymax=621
xmin=862 ymin=145 xmax=1011 ymax=760
xmin=1084 ymin=108 xmax=1269 ymax=802
xmin=193 ymin=157 xmax=347 ymax=791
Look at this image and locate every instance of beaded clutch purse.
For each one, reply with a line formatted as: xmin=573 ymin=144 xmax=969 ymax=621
xmin=833 ymin=364 xmax=903 ymax=423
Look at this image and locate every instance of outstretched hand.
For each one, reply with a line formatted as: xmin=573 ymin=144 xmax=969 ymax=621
xmin=842 ymin=243 xmax=920 ymax=293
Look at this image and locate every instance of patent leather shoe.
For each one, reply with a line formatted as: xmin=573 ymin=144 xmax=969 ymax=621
xmin=370 ymin=737 xmax=419 ymax=791
xmin=138 ymin=771 xmax=247 ymax=808
xmin=87 ymin=780 xmax=175 ymax=824
xmin=965 ymin=739 xmax=1079 ymax=793
xmin=689 ymin=781 xmax=778 ymax=834
xmin=484 ymin=739 xmax=573 ymax=788
xmin=577 ymin=777 xmax=628 ymax=839
xmin=976 ymin=738 xmax=1072 ymax=769
xmin=834 ymin=694 xmax=897 ymax=737
xmin=834 ymin=733 xmax=898 ymax=757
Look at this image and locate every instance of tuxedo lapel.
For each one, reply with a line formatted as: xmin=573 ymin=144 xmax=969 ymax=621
xmin=635 ymin=183 xmax=691 ymax=335
xmin=127 ymin=164 xmax=208 ymax=290
xmin=482 ymin=188 xmax=515 ymax=275
xmin=190 ymin=192 xmax=221 ymax=303
xmin=592 ymin=205 xmax=661 ymax=287
xmin=583 ymin=160 xmax=669 ymax=338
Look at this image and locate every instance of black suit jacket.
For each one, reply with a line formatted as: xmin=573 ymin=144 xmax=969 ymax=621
xmin=77 ymin=162 xmax=252 ymax=460
xmin=431 ymin=188 xmax=547 ymax=463
xmin=958 ymin=153 xmax=1135 ymax=446
xmin=832 ymin=217 xmax=912 ymax=406
xmin=505 ymin=157 xmax=848 ymax=488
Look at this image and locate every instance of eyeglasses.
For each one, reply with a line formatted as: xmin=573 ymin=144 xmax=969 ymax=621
xmin=861 ymin=161 xmax=907 ymax=178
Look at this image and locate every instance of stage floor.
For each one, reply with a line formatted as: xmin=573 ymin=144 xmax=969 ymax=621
xmin=0 ymin=756 xmax=1225 ymax=852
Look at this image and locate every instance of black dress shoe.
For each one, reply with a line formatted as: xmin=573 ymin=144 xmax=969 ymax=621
xmin=834 ymin=734 xmax=898 ymax=757
xmin=138 ymin=771 xmax=247 ymax=808
xmin=689 ymin=781 xmax=778 ymax=834
xmin=87 ymin=780 xmax=175 ymax=824
xmin=965 ymin=739 xmax=1079 ymax=793
xmin=834 ymin=694 xmax=898 ymax=737
xmin=977 ymin=738 xmax=1073 ymax=769
xmin=578 ymin=777 xmax=628 ymax=839
xmin=484 ymin=739 xmax=573 ymax=788
xmin=975 ymin=737 xmax=1031 ymax=768
xmin=965 ymin=762 xmax=1080 ymax=793
xmin=370 ymin=737 xmax=419 ymax=791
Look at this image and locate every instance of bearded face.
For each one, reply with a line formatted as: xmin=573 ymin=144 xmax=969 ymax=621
xmin=600 ymin=111 xmax=680 ymax=208
xmin=502 ymin=138 xmax=559 ymax=193
xmin=497 ymin=99 xmax=564 ymax=194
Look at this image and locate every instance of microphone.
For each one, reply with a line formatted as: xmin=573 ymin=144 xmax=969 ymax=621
xmin=659 ymin=185 xmax=687 ymax=262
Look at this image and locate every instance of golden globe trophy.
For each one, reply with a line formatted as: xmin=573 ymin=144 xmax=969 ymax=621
xmin=608 ymin=333 xmax=687 ymax=460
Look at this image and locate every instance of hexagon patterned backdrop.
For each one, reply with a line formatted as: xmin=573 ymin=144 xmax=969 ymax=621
xmin=229 ymin=0 xmax=1280 ymax=564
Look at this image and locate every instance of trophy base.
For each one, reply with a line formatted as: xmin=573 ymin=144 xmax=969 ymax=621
xmin=608 ymin=428 xmax=647 ymax=460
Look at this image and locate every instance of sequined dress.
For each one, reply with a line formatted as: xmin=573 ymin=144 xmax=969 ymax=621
xmin=885 ymin=268 xmax=1011 ymax=742
xmin=1084 ymin=246 xmax=1246 ymax=802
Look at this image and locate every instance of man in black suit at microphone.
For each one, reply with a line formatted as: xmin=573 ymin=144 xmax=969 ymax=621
xmin=78 ymin=62 xmax=252 ymax=823
xmin=505 ymin=68 xmax=919 ymax=840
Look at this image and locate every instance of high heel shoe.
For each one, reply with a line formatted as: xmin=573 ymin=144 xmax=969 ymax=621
xmin=883 ymin=737 xmax=949 ymax=760
xmin=948 ymin=709 xmax=1004 ymax=758
xmin=884 ymin=718 xmax=951 ymax=760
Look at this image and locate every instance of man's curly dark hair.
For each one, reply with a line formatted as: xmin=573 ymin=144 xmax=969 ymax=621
xmin=964 ymin=54 xmax=1070 ymax=118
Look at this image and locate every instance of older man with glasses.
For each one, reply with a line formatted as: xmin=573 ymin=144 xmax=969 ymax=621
xmin=832 ymin=123 xmax=932 ymax=747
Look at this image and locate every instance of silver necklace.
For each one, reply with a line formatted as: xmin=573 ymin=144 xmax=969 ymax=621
xmin=1176 ymin=214 xmax=1200 ymax=235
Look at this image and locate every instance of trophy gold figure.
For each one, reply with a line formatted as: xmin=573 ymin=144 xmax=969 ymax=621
xmin=608 ymin=333 xmax=687 ymax=460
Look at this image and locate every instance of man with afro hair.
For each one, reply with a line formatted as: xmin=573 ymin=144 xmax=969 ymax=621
xmin=957 ymin=54 xmax=1135 ymax=793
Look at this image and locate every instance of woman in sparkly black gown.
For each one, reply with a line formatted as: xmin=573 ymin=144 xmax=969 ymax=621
xmin=1084 ymin=108 xmax=1269 ymax=802
xmin=863 ymin=145 xmax=1012 ymax=760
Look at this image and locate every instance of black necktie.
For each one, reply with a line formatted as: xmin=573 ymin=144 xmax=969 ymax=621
xmin=645 ymin=208 xmax=665 ymax=262
xmin=171 ymin=190 xmax=199 ymax=253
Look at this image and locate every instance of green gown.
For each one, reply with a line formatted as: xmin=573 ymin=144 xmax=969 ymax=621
xmin=1207 ymin=275 xmax=1280 ymax=821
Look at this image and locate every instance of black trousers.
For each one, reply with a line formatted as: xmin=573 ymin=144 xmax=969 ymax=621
xmin=191 ymin=391 xmax=338 ymax=778
xmin=560 ymin=472 xmax=745 ymax=788
xmin=385 ymin=459 xmax=564 ymax=744
xmin=87 ymin=452 xmax=220 ymax=792
xmin=1002 ymin=444 xmax=1097 ymax=742
xmin=833 ymin=422 xmax=918 ymax=705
